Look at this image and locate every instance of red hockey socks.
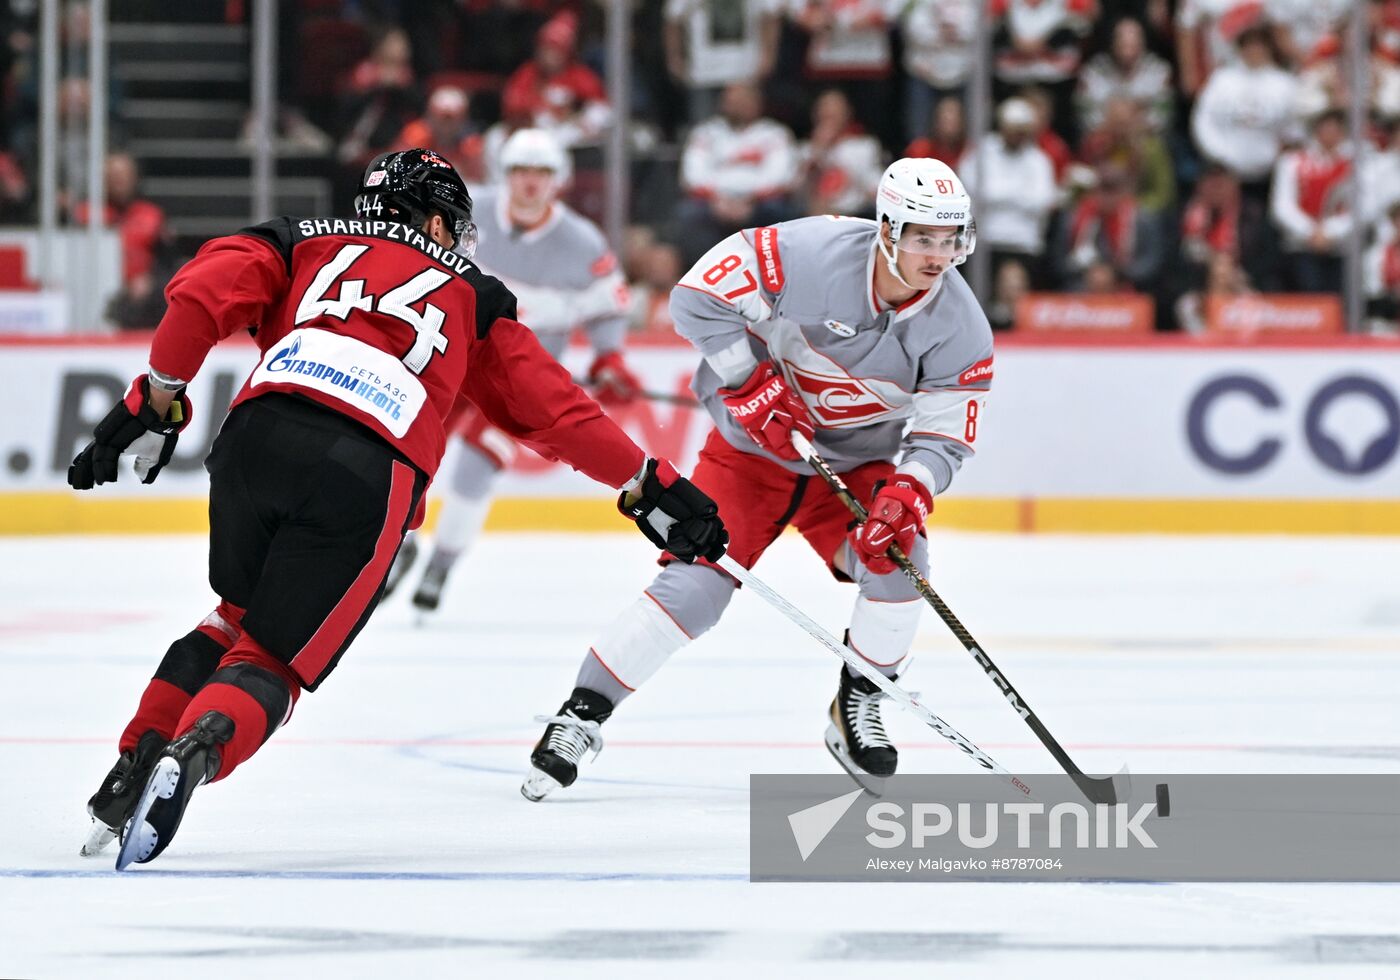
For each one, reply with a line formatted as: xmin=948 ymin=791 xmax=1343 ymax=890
xmin=172 ymin=634 xmax=301 ymax=783
xmin=118 ymin=602 xmax=243 ymax=753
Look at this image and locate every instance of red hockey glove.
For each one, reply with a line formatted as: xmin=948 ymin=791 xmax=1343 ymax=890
xmin=619 ymin=458 xmax=728 ymax=563
xmin=68 ymin=375 xmax=193 ymax=489
xmin=718 ymin=362 xmax=815 ymax=462
xmin=587 ymin=350 xmax=643 ymax=406
xmin=849 ymin=476 xmax=932 ymax=575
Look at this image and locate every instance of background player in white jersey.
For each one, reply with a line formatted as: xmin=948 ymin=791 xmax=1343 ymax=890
xmin=386 ymin=129 xmax=644 ymax=613
xmin=522 ymin=158 xmax=994 ymax=799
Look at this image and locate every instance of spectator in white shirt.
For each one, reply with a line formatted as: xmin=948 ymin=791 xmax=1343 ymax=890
xmin=1175 ymin=0 xmax=1275 ymax=97
xmin=676 ymin=81 xmax=799 ymax=263
xmin=787 ymin=0 xmax=898 ymax=146
xmin=898 ymin=0 xmax=977 ymax=144
xmin=798 ymin=88 xmax=885 ymax=216
xmin=959 ymin=97 xmax=1059 ymax=287
xmin=664 ymin=0 xmax=781 ymax=123
xmin=992 ymin=0 xmax=1097 ymax=142
xmin=1076 ymin=17 xmax=1174 ymax=134
xmin=1191 ymin=26 xmax=1301 ymax=195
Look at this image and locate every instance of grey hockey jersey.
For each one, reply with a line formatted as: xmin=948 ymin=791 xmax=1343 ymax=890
xmin=471 ymin=188 xmax=628 ymax=358
xmin=670 ymin=215 xmax=994 ymax=496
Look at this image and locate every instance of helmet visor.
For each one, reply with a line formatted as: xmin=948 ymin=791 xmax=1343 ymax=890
xmin=452 ymin=219 xmax=479 ymax=260
xmin=897 ymin=223 xmax=976 ymax=259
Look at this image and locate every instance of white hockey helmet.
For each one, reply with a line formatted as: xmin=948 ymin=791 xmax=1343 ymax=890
xmin=499 ymin=127 xmax=572 ymax=187
xmin=875 ymin=157 xmax=976 ymax=285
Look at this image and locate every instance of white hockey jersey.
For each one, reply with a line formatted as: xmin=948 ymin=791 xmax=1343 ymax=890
xmin=670 ymin=216 xmax=994 ymax=497
xmin=470 ymin=188 xmax=629 ymax=358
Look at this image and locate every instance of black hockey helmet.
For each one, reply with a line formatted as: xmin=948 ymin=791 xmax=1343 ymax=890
xmin=354 ymin=148 xmax=478 ymax=257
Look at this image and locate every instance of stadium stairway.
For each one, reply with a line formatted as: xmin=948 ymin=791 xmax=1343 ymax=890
xmin=109 ymin=15 xmax=332 ymax=254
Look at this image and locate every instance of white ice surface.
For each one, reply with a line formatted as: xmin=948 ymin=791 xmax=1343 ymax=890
xmin=1 ymin=530 xmax=1398 ymax=978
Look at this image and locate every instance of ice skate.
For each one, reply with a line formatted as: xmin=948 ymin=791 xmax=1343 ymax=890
xmin=382 ymin=532 xmax=419 ymax=599
xmin=825 ymin=665 xmax=898 ymax=795
xmin=521 ymin=688 xmax=613 ymax=801
xmin=411 ymin=562 xmax=450 ymax=620
xmin=80 ymin=730 xmax=167 ymax=857
xmin=115 ymin=711 xmax=233 ymax=870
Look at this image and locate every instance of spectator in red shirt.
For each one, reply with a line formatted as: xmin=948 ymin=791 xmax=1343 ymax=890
xmin=1021 ymin=85 xmax=1076 ymax=189
xmin=1058 ymin=161 xmax=1166 ymax=292
xmin=904 ymin=95 xmax=968 ymax=167
xmin=74 ymin=153 xmax=165 ymax=286
xmin=395 ymin=86 xmax=485 ymax=185
xmin=74 ymin=153 xmax=171 ymax=329
xmin=501 ymin=11 xmax=611 ymax=149
xmin=1182 ymin=163 xmax=1243 ymax=264
xmin=1270 ymin=107 xmax=1354 ymax=293
xmin=1366 ymin=201 xmax=1400 ymax=329
xmin=1182 ymin=161 xmax=1279 ymax=293
xmin=0 ymin=149 xmax=29 ymax=223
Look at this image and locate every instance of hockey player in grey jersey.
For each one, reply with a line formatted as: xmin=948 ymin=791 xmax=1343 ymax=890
xmin=387 ymin=128 xmax=644 ymax=612
xmin=523 ymin=158 xmax=994 ymax=798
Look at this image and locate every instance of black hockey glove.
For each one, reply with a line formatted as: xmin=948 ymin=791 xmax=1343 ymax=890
xmin=619 ymin=458 xmax=728 ymax=563
xmin=68 ymin=375 xmax=193 ymax=489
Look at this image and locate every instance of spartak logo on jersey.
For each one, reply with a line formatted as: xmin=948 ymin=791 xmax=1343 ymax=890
xmin=785 ymin=363 xmax=895 ymax=426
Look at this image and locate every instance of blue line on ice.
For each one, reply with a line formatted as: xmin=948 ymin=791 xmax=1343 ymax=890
xmin=0 ymin=868 xmax=749 ymax=882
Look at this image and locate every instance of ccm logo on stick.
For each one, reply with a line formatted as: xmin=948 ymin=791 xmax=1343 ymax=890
xmin=1186 ymin=373 xmax=1400 ymax=475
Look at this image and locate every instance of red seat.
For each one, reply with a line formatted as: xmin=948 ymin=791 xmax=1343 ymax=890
xmin=0 ymin=245 xmax=35 ymax=290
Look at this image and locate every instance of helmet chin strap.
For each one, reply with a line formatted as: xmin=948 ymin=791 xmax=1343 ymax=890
xmin=875 ymin=230 xmax=918 ymax=292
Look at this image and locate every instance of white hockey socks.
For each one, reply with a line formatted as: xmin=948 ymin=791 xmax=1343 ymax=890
xmin=847 ymin=595 xmax=922 ymax=677
xmin=577 ymin=594 xmax=691 ymax=702
xmin=430 ymin=490 xmax=491 ymax=563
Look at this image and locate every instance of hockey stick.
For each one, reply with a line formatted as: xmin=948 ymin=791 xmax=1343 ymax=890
xmin=713 ymin=553 xmax=1036 ymax=801
xmin=573 ymin=378 xmax=701 ymax=408
xmin=789 ymin=432 xmax=1127 ymax=807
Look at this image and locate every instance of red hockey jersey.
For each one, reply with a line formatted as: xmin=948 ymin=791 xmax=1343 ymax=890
xmin=148 ymin=216 xmax=645 ymax=494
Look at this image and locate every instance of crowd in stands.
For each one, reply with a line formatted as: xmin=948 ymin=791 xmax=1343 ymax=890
xmin=2 ymin=0 xmax=1400 ymax=333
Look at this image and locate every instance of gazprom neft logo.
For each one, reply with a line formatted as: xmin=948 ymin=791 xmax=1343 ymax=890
xmin=266 ymin=337 xmax=404 ymax=423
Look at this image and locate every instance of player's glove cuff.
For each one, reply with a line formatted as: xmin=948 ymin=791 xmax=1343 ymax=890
xmin=68 ymin=375 xmax=194 ymax=490
xmin=619 ymin=458 xmax=728 ymax=563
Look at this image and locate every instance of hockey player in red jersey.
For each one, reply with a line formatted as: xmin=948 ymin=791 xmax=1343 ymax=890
xmin=70 ymin=148 xmax=727 ymax=869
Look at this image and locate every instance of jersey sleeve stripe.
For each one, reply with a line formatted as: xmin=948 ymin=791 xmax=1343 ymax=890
xmin=909 ymin=430 xmax=975 ymax=452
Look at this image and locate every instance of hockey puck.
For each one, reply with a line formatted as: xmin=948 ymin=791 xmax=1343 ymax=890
xmin=1155 ymin=782 xmax=1171 ymax=817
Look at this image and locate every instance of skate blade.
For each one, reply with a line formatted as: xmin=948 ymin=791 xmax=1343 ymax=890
xmin=824 ymin=724 xmax=888 ymax=798
xmin=80 ymin=820 xmax=117 ymax=857
xmin=115 ymin=757 xmax=181 ymax=871
xmin=520 ymin=767 xmax=564 ymax=802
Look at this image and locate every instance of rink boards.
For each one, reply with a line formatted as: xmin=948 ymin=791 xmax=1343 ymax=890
xmin=2 ymin=333 xmax=1399 ymax=534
